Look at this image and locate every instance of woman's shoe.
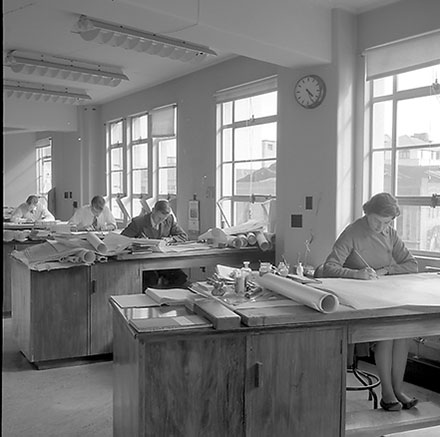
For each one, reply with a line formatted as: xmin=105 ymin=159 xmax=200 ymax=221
xmin=401 ymin=398 xmax=418 ymax=410
xmin=380 ymin=399 xmax=402 ymax=411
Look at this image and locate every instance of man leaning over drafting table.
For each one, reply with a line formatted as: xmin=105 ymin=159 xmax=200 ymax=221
xmin=68 ymin=195 xmax=116 ymax=231
xmin=11 ymin=195 xmax=55 ymax=223
xmin=121 ymin=199 xmax=189 ymax=288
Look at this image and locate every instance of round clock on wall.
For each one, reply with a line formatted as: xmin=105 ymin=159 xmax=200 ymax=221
xmin=294 ymin=74 xmax=326 ymax=109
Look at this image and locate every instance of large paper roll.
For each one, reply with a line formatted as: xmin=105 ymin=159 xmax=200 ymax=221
xmin=86 ymin=233 xmax=107 ymax=254
xmin=252 ymin=273 xmax=339 ymax=313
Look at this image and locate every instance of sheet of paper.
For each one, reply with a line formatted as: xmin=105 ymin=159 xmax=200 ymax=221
xmin=314 ymin=273 xmax=440 ymax=310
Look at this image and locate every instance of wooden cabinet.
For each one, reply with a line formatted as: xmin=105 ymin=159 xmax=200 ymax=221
xmin=11 ymin=259 xmax=89 ymax=363
xmin=90 ymin=260 xmax=142 ymax=354
xmin=246 ymin=328 xmax=344 ymax=437
xmin=112 ymin=304 xmax=344 ymax=437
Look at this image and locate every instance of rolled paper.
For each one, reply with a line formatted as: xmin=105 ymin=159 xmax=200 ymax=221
xmin=86 ymin=232 xmax=107 ymax=254
xmin=246 ymin=232 xmax=257 ymax=245
xmin=227 ymin=236 xmax=243 ymax=248
xmin=78 ymin=249 xmax=96 ymax=264
xmin=264 ymin=232 xmax=276 ymax=245
xmin=256 ymin=232 xmax=271 ymax=251
xmin=4 ymin=230 xmax=14 ymax=242
xmin=237 ymin=234 xmax=248 ymax=247
xmin=252 ymin=272 xmax=339 ymax=313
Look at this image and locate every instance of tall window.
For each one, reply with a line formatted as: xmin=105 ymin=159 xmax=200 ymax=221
xmin=216 ymin=76 xmax=278 ymax=227
xmin=367 ymin=64 xmax=440 ymax=254
xmin=107 ymin=119 xmax=125 ymax=220
xmin=107 ymin=105 xmax=177 ymax=222
xmin=36 ymin=138 xmax=52 ymax=197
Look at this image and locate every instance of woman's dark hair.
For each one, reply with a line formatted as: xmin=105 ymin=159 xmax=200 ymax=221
xmin=362 ymin=192 xmax=400 ymax=218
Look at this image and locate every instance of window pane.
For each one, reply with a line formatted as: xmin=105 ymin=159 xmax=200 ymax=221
xmin=110 ymin=198 xmax=123 ymax=220
xmin=222 ymin=128 xmax=232 ymax=162
xmin=111 ymin=148 xmax=123 ymax=170
xmin=111 ymin=171 xmax=123 ymax=193
xmin=132 ymin=143 xmax=148 ymax=169
xmin=396 ymin=205 xmax=440 ymax=252
xmin=131 ymin=114 xmax=148 ymax=141
xmin=397 ymin=64 xmax=440 ymax=91
xmin=234 ymin=123 xmax=277 ymax=160
xmin=133 ymin=169 xmax=148 ymax=194
xmin=222 ymin=163 xmax=232 ymax=196
xmin=158 ymin=139 xmax=176 ymax=166
xmin=132 ymin=201 xmax=143 ymax=218
xmin=158 ymin=168 xmax=176 ymax=195
xmin=371 ymin=150 xmax=392 ymax=194
xmin=396 ymin=146 xmax=440 ymax=196
xmin=373 ymin=76 xmax=393 ymax=97
xmin=372 ymin=101 xmax=392 ymax=149
xmin=218 ymin=199 xmax=231 ymax=227
xmin=234 ymin=92 xmax=277 ymax=122
xmin=223 ymin=102 xmax=232 ymax=125
xmin=397 ymin=95 xmax=440 ymax=146
xmin=235 ymin=160 xmax=276 ymax=196
xmin=110 ymin=121 xmax=123 ymax=144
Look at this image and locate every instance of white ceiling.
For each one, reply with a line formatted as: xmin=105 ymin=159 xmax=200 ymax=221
xmin=3 ymin=0 xmax=401 ymax=131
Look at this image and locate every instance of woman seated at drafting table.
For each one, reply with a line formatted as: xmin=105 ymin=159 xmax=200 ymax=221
xmin=322 ymin=192 xmax=419 ymax=412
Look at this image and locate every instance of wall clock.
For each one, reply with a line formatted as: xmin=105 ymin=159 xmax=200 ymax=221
xmin=294 ymin=75 xmax=326 ymax=109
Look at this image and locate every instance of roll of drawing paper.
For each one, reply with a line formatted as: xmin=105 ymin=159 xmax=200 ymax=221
xmin=86 ymin=233 xmax=107 ymax=254
xmin=227 ymin=235 xmax=243 ymax=248
xmin=237 ymin=234 xmax=248 ymax=247
xmin=77 ymin=249 xmax=96 ymax=264
xmin=252 ymin=272 xmax=339 ymax=313
xmin=246 ymin=232 xmax=257 ymax=245
xmin=256 ymin=232 xmax=271 ymax=251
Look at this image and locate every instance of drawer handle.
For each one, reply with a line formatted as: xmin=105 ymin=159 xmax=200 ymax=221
xmin=255 ymin=361 xmax=263 ymax=387
xmin=91 ymin=279 xmax=96 ymax=294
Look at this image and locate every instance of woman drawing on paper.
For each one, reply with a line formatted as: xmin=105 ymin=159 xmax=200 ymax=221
xmin=323 ymin=192 xmax=418 ymax=411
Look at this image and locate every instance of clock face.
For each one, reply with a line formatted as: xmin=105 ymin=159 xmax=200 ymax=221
xmin=294 ymin=75 xmax=326 ymax=109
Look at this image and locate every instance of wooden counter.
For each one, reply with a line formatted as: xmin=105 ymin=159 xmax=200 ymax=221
xmin=110 ymin=276 xmax=440 ymax=437
xmin=11 ymin=246 xmax=274 ymax=367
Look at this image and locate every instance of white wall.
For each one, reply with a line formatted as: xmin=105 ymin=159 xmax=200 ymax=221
xmin=3 ymin=132 xmax=37 ymax=207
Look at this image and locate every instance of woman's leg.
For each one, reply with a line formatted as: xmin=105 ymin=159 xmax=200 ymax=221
xmin=391 ymin=339 xmax=413 ymax=404
xmin=375 ymin=340 xmax=399 ymax=403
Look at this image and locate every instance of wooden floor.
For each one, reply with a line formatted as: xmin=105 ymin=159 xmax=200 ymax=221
xmin=2 ymin=315 xmax=440 ymax=437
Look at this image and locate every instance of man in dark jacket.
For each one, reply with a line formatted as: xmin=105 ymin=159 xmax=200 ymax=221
xmin=121 ymin=199 xmax=189 ymax=288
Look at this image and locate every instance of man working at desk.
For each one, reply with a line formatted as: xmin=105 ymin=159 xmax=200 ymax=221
xmin=68 ymin=195 xmax=116 ymax=231
xmin=121 ymin=199 xmax=189 ymax=288
xmin=11 ymin=195 xmax=55 ymax=223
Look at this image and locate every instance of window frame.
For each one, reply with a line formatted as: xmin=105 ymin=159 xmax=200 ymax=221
xmin=367 ymin=64 xmax=440 ymax=257
xmin=216 ymin=78 xmax=278 ymax=228
xmin=35 ymin=138 xmax=52 ymax=198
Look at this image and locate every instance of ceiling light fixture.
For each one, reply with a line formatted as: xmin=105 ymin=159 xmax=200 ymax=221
xmin=4 ymin=50 xmax=128 ymax=87
xmin=72 ymin=15 xmax=217 ymax=62
xmin=3 ymin=80 xmax=92 ymax=104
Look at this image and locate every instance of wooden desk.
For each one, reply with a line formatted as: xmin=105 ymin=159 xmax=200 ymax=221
xmin=110 ymin=276 xmax=440 ymax=437
xmin=11 ymin=246 xmax=273 ymax=366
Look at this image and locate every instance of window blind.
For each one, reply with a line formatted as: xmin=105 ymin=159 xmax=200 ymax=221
xmin=364 ymin=30 xmax=440 ymax=81
xmin=215 ymin=75 xmax=278 ymax=103
xmin=151 ymin=105 xmax=176 ymax=137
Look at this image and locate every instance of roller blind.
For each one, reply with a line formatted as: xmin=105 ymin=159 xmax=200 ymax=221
xmin=215 ymin=75 xmax=278 ymax=103
xmin=364 ymin=30 xmax=440 ymax=81
xmin=151 ymin=105 xmax=176 ymax=137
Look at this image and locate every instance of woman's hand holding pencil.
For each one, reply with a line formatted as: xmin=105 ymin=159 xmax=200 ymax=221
xmin=353 ymin=249 xmax=378 ymax=280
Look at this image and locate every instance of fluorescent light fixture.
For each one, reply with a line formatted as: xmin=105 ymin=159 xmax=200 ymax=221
xmin=3 ymin=80 xmax=91 ymax=104
xmin=73 ymin=15 xmax=217 ymax=62
xmin=4 ymin=50 xmax=128 ymax=87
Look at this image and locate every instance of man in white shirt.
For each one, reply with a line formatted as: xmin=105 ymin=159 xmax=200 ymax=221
xmin=68 ymin=195 xmax=116 ymax=231
xmin=11 ymin=195 xmax=55 ymax=223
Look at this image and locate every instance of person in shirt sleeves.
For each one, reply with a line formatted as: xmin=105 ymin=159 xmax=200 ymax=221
xmin=68 ymin=195 xmax=116 ymax=231
xmin=11 ymin=195 xmax=55 ymax=223
xmin=323 ymin=192 xmax=418 ymax=411
xmin=121 ymin=199 xmax=189 ymax=288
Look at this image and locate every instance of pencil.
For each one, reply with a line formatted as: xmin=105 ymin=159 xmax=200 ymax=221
xmin=353 ymin=249 xmax=372 ymax=269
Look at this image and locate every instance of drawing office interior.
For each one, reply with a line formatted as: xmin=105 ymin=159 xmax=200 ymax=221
xmin=4 ymin=4 xmax=440 ymax=287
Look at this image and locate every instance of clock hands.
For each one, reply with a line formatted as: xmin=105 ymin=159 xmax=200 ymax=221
xmin=306 ymin=89 xmax=314 ymax=99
